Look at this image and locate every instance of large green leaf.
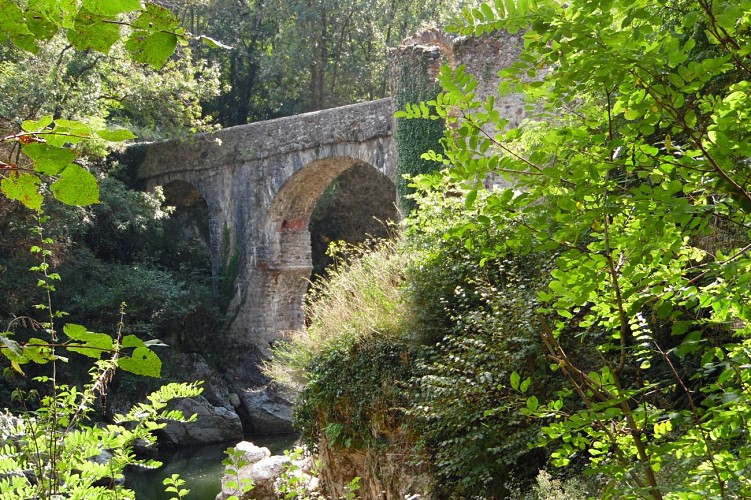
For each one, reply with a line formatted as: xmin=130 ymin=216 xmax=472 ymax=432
xmin=48 ymin=119 xmax=93 ymax=146
xmin=50 ymin=164 xmax=100 ymax=206
xmin=118 ymin=347 xmax=162 ymax=378
xmin=67 ymin=9 xmax=120 ymax=53
xmin=82 ymin=0 xmax=142 ymax=17
xmin=0 ymin=0 xmax=38 ymax=52
xmin=1 ymin=172 xmax=43 ymax=211
xmin=96 ymin=128 xmax=137 ymax=142
xmin=24 ymin=0 xmax=57 ymax=41
xmin=126 ymin=4 xmax=183 ymax=69
xmin=63 ymin=323 xmax=113 ymax=360
xmin=126 ymin=31 xmax=178 ymax=70
xmin=21 ymin=115 xmax=53 ymax=133
xmin=23 ymin=143 xmax=77 ymax=175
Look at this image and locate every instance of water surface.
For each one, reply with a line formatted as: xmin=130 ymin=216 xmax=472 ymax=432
xmin=126 ymin=435 xmax=298 ymax=499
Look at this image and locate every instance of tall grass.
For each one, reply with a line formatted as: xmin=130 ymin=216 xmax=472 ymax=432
xmin=265 ymin=238 xmax=413 ymax=390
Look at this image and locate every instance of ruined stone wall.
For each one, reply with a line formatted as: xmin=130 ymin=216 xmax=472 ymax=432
xmin=389 ymin=28 xmax=527 ymax=195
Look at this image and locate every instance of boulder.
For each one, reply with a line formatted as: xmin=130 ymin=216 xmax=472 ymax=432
xmin=236 ymin=441 xmax=271 ymax=463
xmin=160 ymin=396 xmax=243 ymax=445
xmin=239 ymin=384 xmax=295 ymax=434
xmin=217 ymin=442 xmax=319 ymax=500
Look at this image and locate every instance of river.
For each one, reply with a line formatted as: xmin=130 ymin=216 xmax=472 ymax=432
xmin=125 ymin=435 xmax=298 ymax=499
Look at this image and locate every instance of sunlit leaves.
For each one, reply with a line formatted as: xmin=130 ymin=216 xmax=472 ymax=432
xmin=82 ymin=0 xmax=142 ymax=17
xmin=22 ymin=143 xmax=77 ymax=175
xmin=126 ymin=4 xmax=184 ymax=70
xmin=118 ymin=335 xmax=161 ymax=377
xmin=21 ymin=115 xmax=53 ymax=133
xmin=96 ymin=128 xmax=137 ymax=142
xmin=0 ymin=0 xmax=38 ymax=52
xmin=50 ymin=164 xmax=100 ymax=206
xmin=1 ymin=172 xmax=43 ymax=211
xmin=419 ymin=0 xmax=751 ymax=495
xmin=67 ymin=9 xmax=121 ymax=53
xmin=63 ymin=323 xmax=112 ymax=359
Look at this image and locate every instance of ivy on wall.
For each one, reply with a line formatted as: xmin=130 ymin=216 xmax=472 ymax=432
xmin=393 ymin=53 xmax=446 ymax=213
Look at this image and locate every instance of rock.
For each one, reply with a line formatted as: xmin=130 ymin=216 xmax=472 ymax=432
xmin=176 ymin=353 xmax=234 ymax=409
xmin=236 ymin=441 xmax=271 ymax=463
xmin=239 ymin=384 xmax=295 ymax=434
xmin=217 ymin=443 xmax=318 ymax=500
xmin=160 ymin=396 xmax=243 ymax=445
xmin=245 ymin=455 xmax=288 ymax=499
xmin=228 ymin=392 xmax=241 ymax=408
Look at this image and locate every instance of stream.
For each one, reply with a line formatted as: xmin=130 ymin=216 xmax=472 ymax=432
xmin=125 ymin=434 xmax=298 ymax=499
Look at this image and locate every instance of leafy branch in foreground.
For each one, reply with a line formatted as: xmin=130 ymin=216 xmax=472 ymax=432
xmin=0 ymin=1 xmax=214 ymax=498
xmin=404 ymin=0 xmax=751 ymax=497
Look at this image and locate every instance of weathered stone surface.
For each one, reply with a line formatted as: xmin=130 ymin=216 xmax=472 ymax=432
xmin=239 ymin=384 xmax=295 ymax=434
xmin=160 ymin=396 xmax=243 ymax=445
xmin=235 ymin=441 xmax=271 ymax=463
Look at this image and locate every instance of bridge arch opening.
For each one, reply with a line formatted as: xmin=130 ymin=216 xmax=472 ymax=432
xmin=160 ymin=180 xmax=211 ymax=274
xmin=258 ymin=156 xmax=397 ymax=340
xmin=309 ymin=162 xmax=397 ymax=279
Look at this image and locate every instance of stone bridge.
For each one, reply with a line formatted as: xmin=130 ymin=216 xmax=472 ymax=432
xmin=135 ymin=98 xmax=396 ymax=352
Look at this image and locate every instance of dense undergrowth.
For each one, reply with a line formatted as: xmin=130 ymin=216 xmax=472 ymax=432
xmin=269 ymin=0 xmax=751 ymax=498
xmin=0 ymin=163 xmax=222 ymax=406
xmin=268 ymin=191 xmax=591 ymax=498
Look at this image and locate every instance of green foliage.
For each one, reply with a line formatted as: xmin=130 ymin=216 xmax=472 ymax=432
xmin=267 ymin=240 xmax=412 ymax=390
xmin=0 ymin=323 xmax=203 ymax=498
xmin=394 ymin=58 xmax=446 ymax=213
xmin=0 ymin=4 xmax=211 ymax=498
xmin=400 ymin=189 xmax=565 ymax=497
xmin=277 ymin=447 xmax=313 ymax=499
xmin=171 ymin=0 xmax=478 ymax=124
xmin=164 ymin=473 xmax=190 ymax=499
xmin=401 ymin=0 xmax=751 ymax=497
xmin=221 ymin=446 xmax=255 ymax=500
xmin=294 ymin=338 xmax=417 ymax=450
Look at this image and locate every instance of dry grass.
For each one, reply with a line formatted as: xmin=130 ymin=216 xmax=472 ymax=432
xmin=265 ymin=238 xmax=414 ymax=390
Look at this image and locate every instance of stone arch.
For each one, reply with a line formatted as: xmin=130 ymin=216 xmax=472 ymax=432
xmin=253 ymin=156 xmax=396 ymax=341
xmin=264 ymin=156 xmax=381 ymax=267
xmin=309 ymin=162 xmax=398 ymax=279
xmin=159 ymin=180 xmax=212 ymax=273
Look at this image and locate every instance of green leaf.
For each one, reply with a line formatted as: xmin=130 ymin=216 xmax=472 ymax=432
xmin=23 ymin=143 xmax=77 ymax=175
xmin=126 ymin=31 xmax=178 ymax=70
xmin=21 ymin=115 xmax=53 ymax=133
xmin=1 ymin=172 xmax=43 ymax=210
xmin=82 ymin=0 xmax=142 ymax=17
xmin=119 ymin=347 xmax=162 ymax=377
xmin=64 ymin=323 xmax=113 ymax=359
xmin=122 ymin=334 xmax=146 ymax=349
xmin=50 ymin=164 xmax=100 ymax=206
xmin=126 ymin=4 xmax=183 ymax=69
xmin=96 ymin=128 xmax=137 ymax=142
xmin=67 ymin=9 xmax=121 ymax=53
xmin=465 ymin=189 xmax=478 ymax=208
xmin=510 ymin=371 xmax=521 ymax=390
xmin=526 ymin=395 xmax=539 ymax=411
xmin=520 ymin=377 xmax=531 ymax=394
xmin=25 ymin=2 xmax=58 ymax=40
xmin=195 ymin=35 xmax=232 ymax=50
xmin=0 ymin=0 xmax=38 ymax=52
xmin=48 ymin=119 xmax=93 ymax=145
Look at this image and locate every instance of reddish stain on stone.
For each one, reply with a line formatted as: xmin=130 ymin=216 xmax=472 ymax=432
xmin=280 ymin=219 xmax=307 ymax=232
